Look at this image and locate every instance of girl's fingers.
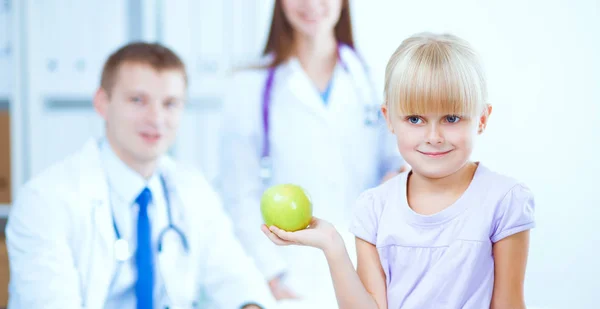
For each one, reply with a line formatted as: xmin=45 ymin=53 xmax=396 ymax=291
xmin=269 ymin=226 xmax=298 ymax=243
xmin=267 ymin=233 xmax=290 ymax=246
xmin=262 ymin=224 xmax=294 ymax=246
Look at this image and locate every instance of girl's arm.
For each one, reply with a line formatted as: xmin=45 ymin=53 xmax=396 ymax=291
xmin=353 ymin=238 xmax=388 ymax=308
xmin=490 ymin=230 xmax=530 ymax=309
xmin=262 ymin=218 xmax=387 ymax=309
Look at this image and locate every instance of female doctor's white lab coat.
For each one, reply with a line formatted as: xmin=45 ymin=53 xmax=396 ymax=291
xmin=219 ymin=45 xmax=402 ymax=307
xmin=5 ymin=138 xmax=277 ymax=309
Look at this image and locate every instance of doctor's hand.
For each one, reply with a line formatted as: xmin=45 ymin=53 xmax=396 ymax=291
xmin=268 ymin=276 xmax=299 ymax=300
xmin=261 ymin=217 xmax=345 ymax=255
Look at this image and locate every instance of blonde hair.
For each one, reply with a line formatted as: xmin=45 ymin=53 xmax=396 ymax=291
xmin=384 ymin=32 xmax=488 ymax=118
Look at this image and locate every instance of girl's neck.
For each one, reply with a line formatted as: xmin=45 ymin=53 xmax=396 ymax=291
xmin=293 ymin=31 xmax=338 ymax=91
xmin=408 ymin=162 xmax=479 ymax=196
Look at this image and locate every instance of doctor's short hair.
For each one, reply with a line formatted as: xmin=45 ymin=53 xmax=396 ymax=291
xmin=100 ymin=42 xmax=188 ymax=94
xmin=384 ymin=32 xmax=489 ymax=118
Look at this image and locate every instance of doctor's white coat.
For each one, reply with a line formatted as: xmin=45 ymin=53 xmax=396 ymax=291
xmin=218 ymin=45 xmax=403 ymax=307
xmin=6 ymin=138 xmax=277 ymax=309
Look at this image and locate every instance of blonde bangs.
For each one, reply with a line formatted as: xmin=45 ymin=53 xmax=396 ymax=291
xmin=385 ymin=33 xmax=488 ymax=118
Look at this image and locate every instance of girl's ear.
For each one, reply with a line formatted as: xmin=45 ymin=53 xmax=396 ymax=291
xmin=478 ymin=104 xmax=493 ymax=134
xmin=381 ymin=103 xmax=394 ymax=133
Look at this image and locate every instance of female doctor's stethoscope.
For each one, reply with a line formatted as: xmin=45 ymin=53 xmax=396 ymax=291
xmin=259 ymin=44 xmax=383 ymax=180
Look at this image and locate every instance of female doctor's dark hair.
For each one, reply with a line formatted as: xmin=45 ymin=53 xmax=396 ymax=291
xmin=262 ymin=0 xmax=355 ymax=68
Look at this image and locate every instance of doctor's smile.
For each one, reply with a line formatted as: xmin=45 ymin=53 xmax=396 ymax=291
xmin=139 ymin=132 xmax=162 ymax=144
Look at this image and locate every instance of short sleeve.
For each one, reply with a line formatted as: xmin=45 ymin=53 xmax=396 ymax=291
xmin=491 ymin=184 xmax=536 ymax=243
xmin=349 ymin=190 xmax=382 ymax=245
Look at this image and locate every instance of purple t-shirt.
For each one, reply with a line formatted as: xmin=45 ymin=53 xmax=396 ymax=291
xmin=349 ymin=163 xmax=535 ymax=309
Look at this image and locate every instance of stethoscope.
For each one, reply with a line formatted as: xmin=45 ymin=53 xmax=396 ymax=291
xmin=108 ymin=174 xmax=193 ymax=307
xmin=111 ymin=174 xmax=189 ymax=262
xmin=259 ymin=43 xmax=382 ymax=181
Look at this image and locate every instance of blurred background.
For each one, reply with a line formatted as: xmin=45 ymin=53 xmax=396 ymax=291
xmin=0 ymin=0 xmax=599 ymax=308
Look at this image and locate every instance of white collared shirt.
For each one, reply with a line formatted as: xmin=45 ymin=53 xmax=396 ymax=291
xmin=100 ymin=138 xmax=168 ymax=308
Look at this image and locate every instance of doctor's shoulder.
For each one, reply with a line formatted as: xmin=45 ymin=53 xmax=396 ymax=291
xmin=226 ymin=54 xmax=271 ymax=90
xmin=167 ymin=160 xmax=224 ymax=212
xmin=19 ymin=150 xmax=82 ymax=200
xmin=167 ymin=160 xmax=252 ymax=241
xmin=8 ymin=149 xmax=85 ymax=232
xmin=226 ymin=68 xmax=267 ymax=100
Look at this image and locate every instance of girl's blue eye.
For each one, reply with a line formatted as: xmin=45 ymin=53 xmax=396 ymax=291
xmin=407 ymin=116 xmax=422 ymax=124
xmin=446 ymin=115 xmax=461 ymax=123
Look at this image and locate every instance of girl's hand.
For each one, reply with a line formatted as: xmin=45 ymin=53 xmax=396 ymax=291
xmin=261 ymin=217 xmax=344 ymax=254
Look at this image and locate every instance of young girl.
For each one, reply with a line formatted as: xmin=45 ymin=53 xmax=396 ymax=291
xmin=262 ymin=32 xmax=535 ymax=309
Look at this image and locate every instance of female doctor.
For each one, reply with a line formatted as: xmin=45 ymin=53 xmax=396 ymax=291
xmin=218 ymin=0 xmax=405 ymax=306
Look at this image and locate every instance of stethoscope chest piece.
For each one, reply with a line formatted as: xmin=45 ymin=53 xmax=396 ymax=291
xmin=114 ymin=238 xmax=131 ymax=262
xmin=364 ymin=104 xmax=382 ymax=127
xmin=259 ymin=156 xmax=272 ymax=182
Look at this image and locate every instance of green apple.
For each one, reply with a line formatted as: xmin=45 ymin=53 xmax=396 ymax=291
xmin=260 ymin=184 xmax=313 ymax=232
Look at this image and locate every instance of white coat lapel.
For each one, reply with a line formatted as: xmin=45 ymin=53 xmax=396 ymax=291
xmin=329 ymin=46 xmax=383 ymax=135
xmin=278 ymin=59 xmax=330 ymax=122
xmin=77 ymin=138 xmax=117 ymax=308
xmin=337 ymin=45 xmax=380 ymax=109
xmin=155 ymin=162 xmax=197 ymax=306
xmin=326 ymin=66 xmax=359 ymax=113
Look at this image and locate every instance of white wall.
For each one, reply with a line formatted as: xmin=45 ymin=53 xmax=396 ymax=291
xmin=351 ymin=1 xmax=600 ymax=308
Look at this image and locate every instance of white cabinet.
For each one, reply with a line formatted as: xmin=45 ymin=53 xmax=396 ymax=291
xmin=159 ymin=0 xmax=230 ymax=179
xmin=25 ymin=0 xmax=129 ymax=176
xmin=28 ymin=0 xmax=128 ymax=96
xmin=228 ymin=0 xmax=273 ymax=68
xmin=160 ymin=0 xmax=227 ymax=98
xmin=160 ymin=0 xmax=271 ymax=180
xmin=160 ymin=0 xmax=271 ymax=96
xmin=0 ymin=0 xmax=11 ymax=98
xmin=174 ymin=100 xmax=223 ymax=184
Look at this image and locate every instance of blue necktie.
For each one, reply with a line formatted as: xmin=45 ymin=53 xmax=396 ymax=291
xmin=135 ymin=187 xmax=154 ymax=309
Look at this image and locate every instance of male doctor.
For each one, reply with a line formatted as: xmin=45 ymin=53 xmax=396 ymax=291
xmin=5 ymin=42 xmax=276 ymax=309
